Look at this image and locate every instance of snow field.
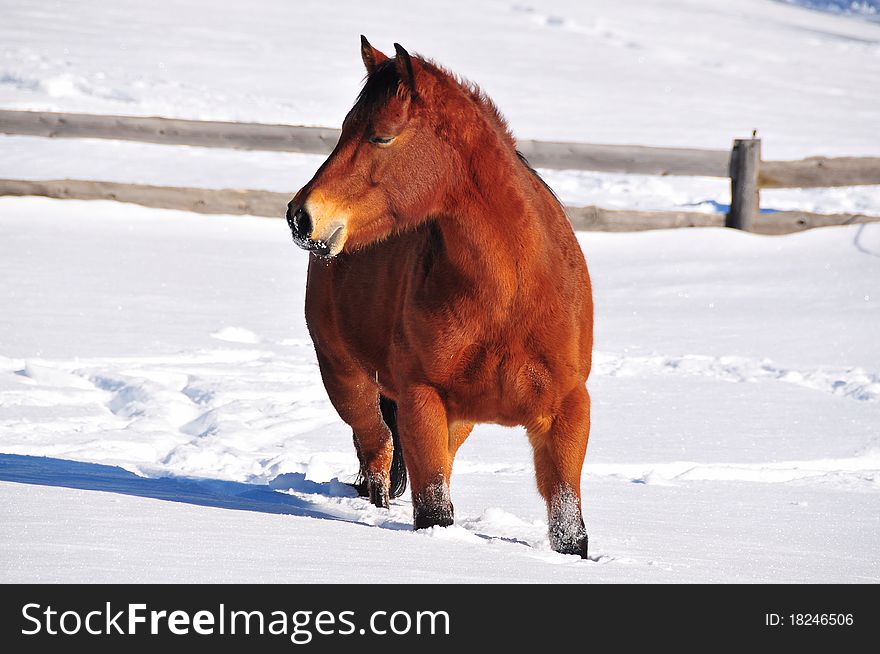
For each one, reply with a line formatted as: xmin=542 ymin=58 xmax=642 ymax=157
xmin=2 ymin=0 xmax=880 ymax=582
xmin=1 ymin=197 xmax=878 ymax=582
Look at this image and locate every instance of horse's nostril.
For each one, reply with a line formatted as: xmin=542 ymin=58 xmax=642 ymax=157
xmin=296 ymin=208 xmax=312 ymax=239
xmin=289 ymin=207 xmax=313 ymax=241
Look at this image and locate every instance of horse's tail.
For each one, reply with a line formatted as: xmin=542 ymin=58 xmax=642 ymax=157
xmin=380 ymin=395 xmax=408 ymax=499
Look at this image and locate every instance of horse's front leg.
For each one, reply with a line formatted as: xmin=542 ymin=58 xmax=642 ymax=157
xmin=528 ymin=385 xmax=591 ymax=558
xmin=397 ymin=384 xmax=454 ymax=529
xmin=315 ymin=351 xmax=394 ymax=508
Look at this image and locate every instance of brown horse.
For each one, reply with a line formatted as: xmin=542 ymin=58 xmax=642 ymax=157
xmin=287 ymin=37 xmax=593 ymax=557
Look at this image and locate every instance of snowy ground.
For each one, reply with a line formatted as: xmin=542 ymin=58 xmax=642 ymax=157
xmin=2 ymin=0 xmax=880 ymax=159
xmin=1 ymin=0 xmax=879 ymax=583
xmin=1 ymin=198 xmax=878 ymax=583
xmin=3 ymin=0 xmax=879 ymax=216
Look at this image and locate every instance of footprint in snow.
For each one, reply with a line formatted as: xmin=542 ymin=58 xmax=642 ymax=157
xmin=210 ymin=326 xmax=261 ymax=344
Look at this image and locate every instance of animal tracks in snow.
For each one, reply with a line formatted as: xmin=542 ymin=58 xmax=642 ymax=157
xmin=511 ymin=4 xmax=641 ymax=50
xmin=210 ymin=326 xmax=262 ymax=344
xmin=1 ymin=339 xmax=878 ymax=572
xmin=270 ymin=475 xmax=619 ymax=565
xmin=0 ymin=343 xmax=878 ymax=550
xmin=1 ymin=344 xmax=877 ymax=481
xmin=588 ymin=454 xmax=880 ymax=488
xmin=593 ymin=352 xmax=880 ymax=403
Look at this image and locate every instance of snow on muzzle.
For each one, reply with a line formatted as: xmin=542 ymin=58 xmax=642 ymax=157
xmin=286 ymin=199 xmax=347 ymax=257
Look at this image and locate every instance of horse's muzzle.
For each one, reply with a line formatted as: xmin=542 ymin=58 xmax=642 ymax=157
xmin=286 ymin=202 xmax=344 ymax=257
xmin=293 ymin=230 xmax=343 ymax=257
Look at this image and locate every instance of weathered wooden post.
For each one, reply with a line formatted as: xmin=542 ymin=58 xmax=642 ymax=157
xmin=727 ymin=137 xmax=761 ymax=231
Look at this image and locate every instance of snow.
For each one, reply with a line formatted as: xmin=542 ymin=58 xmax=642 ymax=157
xmin=6 ymin=475 xmax=872 ymax=583
xmin=3 ymin=0 xmax=880 ymax=218
xmin=1 ymin=0 xmax=879 ymax=583
xmin=1 ymin=197 xmax=878 ymax=582
xmin=2 ymin=0 xmax=880 ymax=158
xmin=3 ymin=0 xmax=879 ymax=217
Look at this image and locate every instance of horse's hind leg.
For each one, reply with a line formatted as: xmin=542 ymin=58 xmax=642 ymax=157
xmin=528 ymin=385 xmax=591 ymax=558
xmin=378 ymin=395 xmax=408 ymax=499
xmin=315 ymin=351 xmax=394 ymax=508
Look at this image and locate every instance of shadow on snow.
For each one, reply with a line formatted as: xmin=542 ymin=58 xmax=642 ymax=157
xmin=0 ymin=453 xmax=386 ymax=528
xmin=0 ymin=454 xmax=553 ymax=551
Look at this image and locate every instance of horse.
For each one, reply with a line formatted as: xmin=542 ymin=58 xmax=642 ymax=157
xmin=286 ymin=37 xmax=594 ymax=557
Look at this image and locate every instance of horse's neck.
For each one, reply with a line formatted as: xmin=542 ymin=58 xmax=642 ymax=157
xmin=435 ymin=144 xmax=559 ymax=303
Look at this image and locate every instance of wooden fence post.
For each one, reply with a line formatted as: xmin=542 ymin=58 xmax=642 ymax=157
xmin=727 ymin=138 xmax=761 ymax=231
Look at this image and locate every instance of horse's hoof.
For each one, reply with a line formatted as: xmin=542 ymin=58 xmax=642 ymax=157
xmin=369 ymin=480 xmax=390 ymax=509
xmin=350 ymin=480 xmax=369 ymax=497
xmin=351 ymin=473 xmax=390 ymax=508
xmin=413 ymin=504 xmax=454 ymax=529
xmin=551 ymin=533 xmax=589 ymax=558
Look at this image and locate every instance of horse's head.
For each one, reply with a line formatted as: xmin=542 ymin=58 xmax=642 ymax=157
xmin=287 ymin=37 xmax=456 ymax=257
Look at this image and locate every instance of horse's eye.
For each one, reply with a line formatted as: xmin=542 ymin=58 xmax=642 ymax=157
xmin=368 ymin=135 xmax=395 ymax=145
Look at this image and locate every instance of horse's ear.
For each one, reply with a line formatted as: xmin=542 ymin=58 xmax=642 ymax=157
xmin=393 ymin=43 xmax=416 ymax=97
xmin=360 ymin=35 xmax=388 ymax=75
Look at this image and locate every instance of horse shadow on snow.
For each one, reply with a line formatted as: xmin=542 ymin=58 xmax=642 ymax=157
xmin=0 ymin=453 xmax=411 ymax=531
xmin=0 ymin=455 xmax=548 ymax=550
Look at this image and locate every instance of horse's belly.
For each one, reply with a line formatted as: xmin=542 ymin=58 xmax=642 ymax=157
xmin=438 ymin=343 xmax=565 ymax=427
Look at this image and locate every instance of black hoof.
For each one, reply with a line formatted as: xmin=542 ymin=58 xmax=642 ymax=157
xmin=350 ymin=479 xmax=369 ymax=497
xmin=369 ymin=479 xmax=390 ymax=509
xmin=552 ymin=533 xmax=589 ymax=558
xmin=352 ymin=473 xmax=390 ymax=508
xmin=413 ymin=504 xmax=454 ymax=529
xmin=578 ymin=534 xmax=589 ymax=559
xmin=413 ymin=478 xmax=454 ymax=529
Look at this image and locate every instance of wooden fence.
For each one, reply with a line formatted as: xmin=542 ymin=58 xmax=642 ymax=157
xmin=2 ymin=178 xmax=875 ymax=236
xmin=2 ymin=109 xmax=880 ymax=231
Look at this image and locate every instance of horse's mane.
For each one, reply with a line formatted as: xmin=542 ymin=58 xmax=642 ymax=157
xmin=352 ymin=59 xmax=401 ymax=120
xmin=418 ymin=58 xmax=561 ymax=205
xmin=354 ymin=57 xmax=513 ymax=143
xmin=353 ymin=54 xmax=560 ymax=205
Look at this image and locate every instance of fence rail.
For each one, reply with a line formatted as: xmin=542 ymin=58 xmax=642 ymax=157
xmin=0 ymin=109 xmax=341 ymax=156
xmin=0 ymin=109 xmax=734 ymax=175
xmin=2 ymin=109 xmax=880 ymax=232
xmin=3 ymin=109 xmax=880 ymax=184
xmin=759 ymin=157 xmax=880 ymax=189
xmin=3 ymin=178 xmax=877 ymax=236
